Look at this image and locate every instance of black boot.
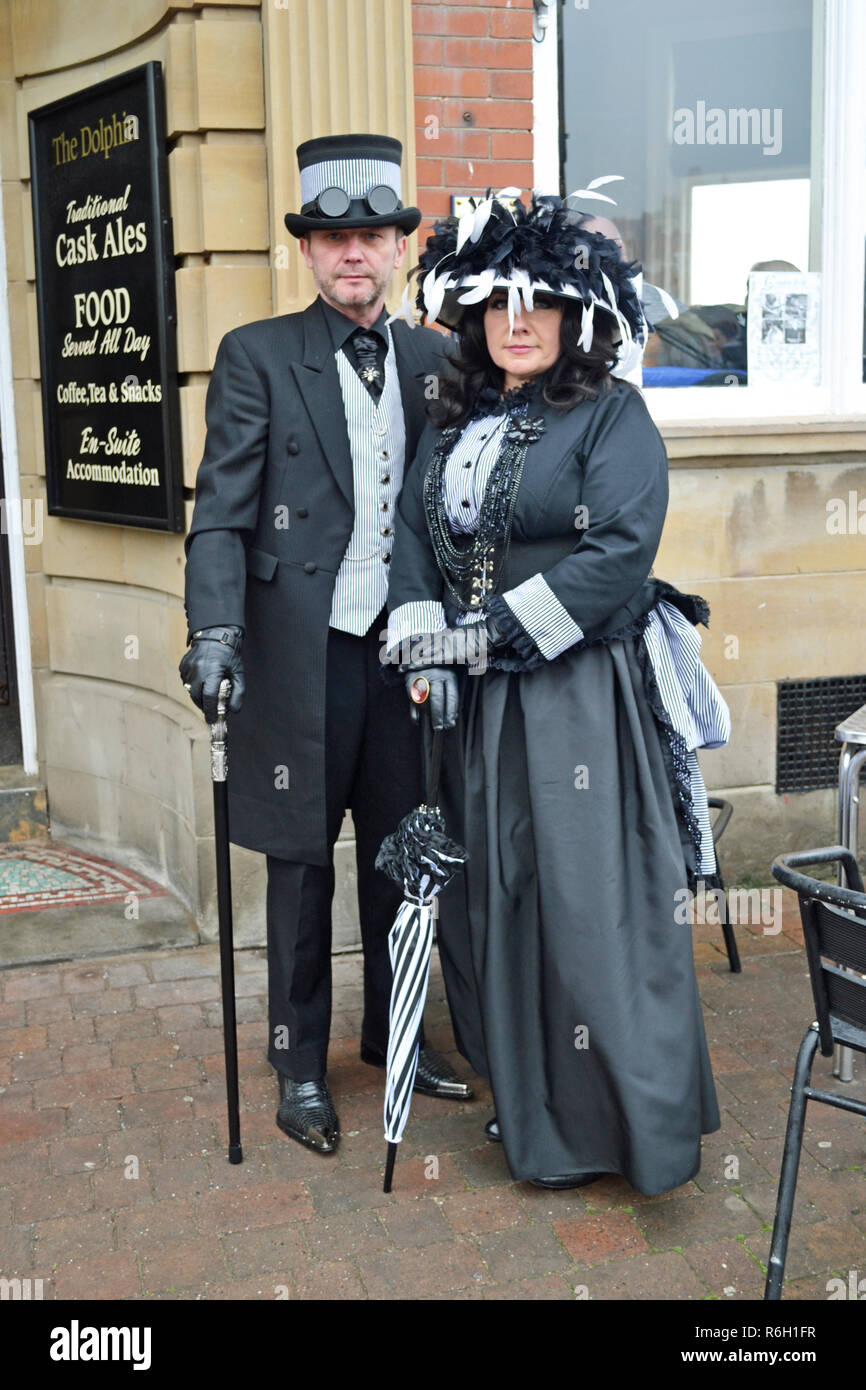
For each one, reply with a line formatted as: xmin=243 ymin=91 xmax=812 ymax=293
xmin=360 ymin=1042 xmax=473 ymax=1100
xmin=276 ymin=1074 xmax=339 ymax=1153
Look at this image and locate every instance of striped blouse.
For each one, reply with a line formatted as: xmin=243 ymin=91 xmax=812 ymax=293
xmin=388 ymin=412 xmax=582 ymax=655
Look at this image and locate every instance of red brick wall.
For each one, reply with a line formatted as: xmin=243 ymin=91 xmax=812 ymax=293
xmin=412 ymin=0 xmax=535 ymax=241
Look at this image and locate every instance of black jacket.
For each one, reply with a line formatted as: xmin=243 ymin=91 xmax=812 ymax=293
xmin=184 ymin=297 xmax=448 ymax=862
xmin=387 ymin=380 xmax=670 ymax=656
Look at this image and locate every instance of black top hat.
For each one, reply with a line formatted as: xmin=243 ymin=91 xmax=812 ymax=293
xmin=284 ymin=133 xmax=422 ymax=238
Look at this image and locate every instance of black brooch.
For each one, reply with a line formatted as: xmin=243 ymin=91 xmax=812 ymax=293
xmin=505 ymin=416 xmax=546 ymax=444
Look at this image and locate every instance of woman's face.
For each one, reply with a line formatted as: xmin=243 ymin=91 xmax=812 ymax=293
xmin=483 ymin=290 xmax=564 ymax=391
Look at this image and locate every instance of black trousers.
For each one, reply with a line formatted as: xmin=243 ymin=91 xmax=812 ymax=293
xmin=266 ymin=606 xmax=424 ymax=1082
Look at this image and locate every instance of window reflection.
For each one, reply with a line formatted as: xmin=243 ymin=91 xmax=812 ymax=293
xmin=560 ymin=0 xmax=816 ymax=387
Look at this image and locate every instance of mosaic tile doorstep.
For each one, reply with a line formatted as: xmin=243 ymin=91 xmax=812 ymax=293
xmin=0 ymin=843 xmax=169 ymax=914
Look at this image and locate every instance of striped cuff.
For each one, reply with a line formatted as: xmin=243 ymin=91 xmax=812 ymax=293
xmin=500 ymin=573 xmax=584 ymax=660
xmin=386 ymin=600 xmax=448 ymax=657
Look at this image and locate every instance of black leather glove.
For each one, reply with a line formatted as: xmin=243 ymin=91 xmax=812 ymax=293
xmin=484 ymin=612 xmax=510 ymax=648
xmin=179 ymin=625 xmax=245 ymax=723
xmin=404 ymin=667 xmax=459 ymax=731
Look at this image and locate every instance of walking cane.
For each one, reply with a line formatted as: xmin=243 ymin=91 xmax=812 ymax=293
xmin=211 ymin=677 xmax=243 ymax=1164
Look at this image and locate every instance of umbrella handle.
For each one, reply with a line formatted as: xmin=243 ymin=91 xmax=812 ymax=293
xmin=425 ymin=725 xmax=443 ymax=808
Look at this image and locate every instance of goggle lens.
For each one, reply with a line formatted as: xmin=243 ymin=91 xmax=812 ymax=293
xmin=314 ymin=183 xmax=399 ymax=218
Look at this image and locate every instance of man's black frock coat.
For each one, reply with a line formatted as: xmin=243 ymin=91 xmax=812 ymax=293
xmin=184 ymin=297 xmax=447 ymax=864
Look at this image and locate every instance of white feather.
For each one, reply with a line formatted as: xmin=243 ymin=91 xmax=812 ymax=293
xmin=567 ymin=173 xmax=624 ymax=207
xmin=601 ymin=270 xmax=619 ymax=320
xmin=578 ymin=298 xmax=595 ymax=353
xmin=422 ymin=265 xmax=439 ymax=304
xmin=599 ymin=270 xmax=634 ymax=348
xmin=585 ymin=175 xmax=624 ymax=191
xmin=509 ymin=267 xmax=533 ymax=314
xmin=422 ymin=271 xmax=447 ymax=326
xmin=456 ymin=269 xmax=497 ymax=305
xmin=568 ymin=187 xmax=619 ymax=206
xmin=384 ymin=281 xmax=416 ymax=329
xmin=507 ymin=282 xmax=520 ymax=338
xmin=455 ymin=205 xmax=478 ymax=255
xmin=469 ymin=195 xmax=494 ymax=244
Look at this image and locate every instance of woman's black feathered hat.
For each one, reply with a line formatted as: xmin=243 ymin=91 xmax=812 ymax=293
xmin=389 ymin=183 xmax=644 ymax=351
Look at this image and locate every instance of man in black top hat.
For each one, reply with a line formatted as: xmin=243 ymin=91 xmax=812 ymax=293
xmin=180 ymin=134 xmax=472 ymax=1155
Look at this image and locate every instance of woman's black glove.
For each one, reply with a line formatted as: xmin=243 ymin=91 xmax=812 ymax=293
xmin=404 ymin=668 xmax=459 ymax=731
xmin=179 ymin=625 xmax=245 ymax=723
xmin=484 ymin=612 xmax=510 ymax=649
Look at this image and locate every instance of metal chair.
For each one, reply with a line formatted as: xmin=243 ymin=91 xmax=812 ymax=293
xmin=707 ymin=796 xmax=741 ymax=973
xmin=763 ymin=845 xmax=866 ymax=1300
xmin=833 ymin=700 xmax=866 ymax=1081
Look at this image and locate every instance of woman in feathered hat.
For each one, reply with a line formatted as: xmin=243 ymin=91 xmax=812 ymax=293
xmin=384 ymin=188 xmax=729 ymax=1194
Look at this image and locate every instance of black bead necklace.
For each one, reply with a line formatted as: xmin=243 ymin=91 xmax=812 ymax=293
xmin=423 ymin=382 xmax=547 ymax=613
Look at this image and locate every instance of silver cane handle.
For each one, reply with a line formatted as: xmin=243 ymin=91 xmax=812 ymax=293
xmin=210 ymin=677 xmax=232 ymax=782
xmin=216 ymin=677 xmax=231 ymax=720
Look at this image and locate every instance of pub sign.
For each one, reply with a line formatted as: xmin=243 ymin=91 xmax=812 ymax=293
xmin=29 ymin=62 xmax=183 ymax=530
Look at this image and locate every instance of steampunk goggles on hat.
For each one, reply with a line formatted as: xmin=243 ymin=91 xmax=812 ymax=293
xmin=309 ymin=183 xmax=400 ymax=219
xmin=285 ymin=134 xmax=422 ymax=237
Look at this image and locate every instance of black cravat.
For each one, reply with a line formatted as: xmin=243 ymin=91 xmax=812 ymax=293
xmin=349 ymin=328 xmax=386 ymax=400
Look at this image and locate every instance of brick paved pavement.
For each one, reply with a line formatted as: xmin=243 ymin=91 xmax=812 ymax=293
xmin=1 ymin=890 xmax=865 ymax=1301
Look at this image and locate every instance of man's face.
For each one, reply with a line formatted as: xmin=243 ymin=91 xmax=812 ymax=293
xmin=579 ymin=214 xmax=627 ymax=262
xmin=299 ymin=226 xmax=407 ymax=311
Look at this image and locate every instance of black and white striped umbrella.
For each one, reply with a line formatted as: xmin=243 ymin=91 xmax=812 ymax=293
xmin=375 ymin=730 xmax=467 ymax=1192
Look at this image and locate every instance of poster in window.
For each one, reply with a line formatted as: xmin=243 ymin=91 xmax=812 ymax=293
xmin=28 ymin=62 xmax=183 ymax=531
xmin=747 ymin=271 xmax=821 ymax=386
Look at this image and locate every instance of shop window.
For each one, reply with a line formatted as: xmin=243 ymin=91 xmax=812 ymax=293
xmin=559 ymin=0 xmax=818 ymax=392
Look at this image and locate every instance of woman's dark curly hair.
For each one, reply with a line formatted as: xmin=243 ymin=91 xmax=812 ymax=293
xmin=425 ymin=297 xmax=625 ymax=429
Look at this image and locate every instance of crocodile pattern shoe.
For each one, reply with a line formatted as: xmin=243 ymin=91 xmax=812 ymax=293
xmin=275 ymin=1075 xmax=339 ymax=1153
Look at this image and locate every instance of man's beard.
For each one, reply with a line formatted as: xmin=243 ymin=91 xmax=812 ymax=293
xmin=317 ymin=266 xmax=389 ymax=307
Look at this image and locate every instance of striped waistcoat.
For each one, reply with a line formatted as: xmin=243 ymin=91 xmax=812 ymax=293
xmin=330 ymin=326 xmax=406 ymax=636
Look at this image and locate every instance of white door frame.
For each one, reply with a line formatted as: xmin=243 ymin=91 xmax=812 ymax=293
xmin=0 ymin=147 xmax=39 ymax=775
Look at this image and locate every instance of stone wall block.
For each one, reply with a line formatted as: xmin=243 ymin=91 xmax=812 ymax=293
xmin=25 ymin=570 xmax=49 ymax=668
xmin=679 ymin=574 xmax=866 ymax=687
xmin=167 ymin=143 xmax=203 ymax=251
xmin=701 ymin=681 xmax=776 ymax=790
xmin=199 ymin=143 xmax=268 ymax=250
xmin=180 ymin=381 xmax=207 ymax=489
xmin=193 ymin=20 xmax=264 ymax=131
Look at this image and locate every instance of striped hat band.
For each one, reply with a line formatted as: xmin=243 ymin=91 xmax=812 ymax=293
xmin=299 ymin=158 xmax=402 ymax=208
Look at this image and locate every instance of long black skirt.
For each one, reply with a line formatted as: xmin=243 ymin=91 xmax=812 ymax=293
xmin=434 ymin=633 xmax=721 ymax=1196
